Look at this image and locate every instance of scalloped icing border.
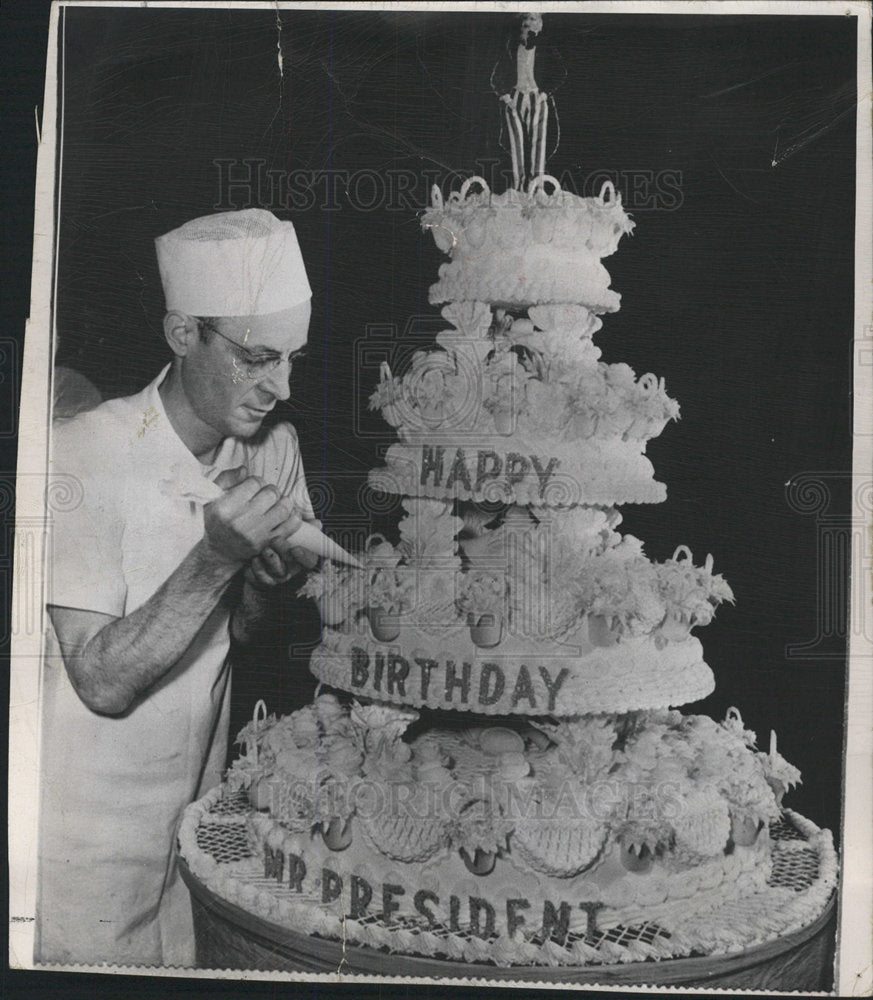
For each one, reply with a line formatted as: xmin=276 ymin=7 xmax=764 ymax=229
xmin=242 ymin=810 xmax=771 ymax=935
xmin=178 ymin=790 xmax=837 ymax=970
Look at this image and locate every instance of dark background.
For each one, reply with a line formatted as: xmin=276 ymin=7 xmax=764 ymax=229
xmin=51 ymin=8 xmax=856 ymax=839
xmin=3 ymin=5 xmax=860 ymax=998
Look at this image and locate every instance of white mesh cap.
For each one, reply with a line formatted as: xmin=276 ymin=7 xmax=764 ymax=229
xmin=155 ymin=208 xmax=311 ymax=317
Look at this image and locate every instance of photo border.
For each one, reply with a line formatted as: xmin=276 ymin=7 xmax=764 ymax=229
xmin=9 ymin=3 xmax=872 ymax=994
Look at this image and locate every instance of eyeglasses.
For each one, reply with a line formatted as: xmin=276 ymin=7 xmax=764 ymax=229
xmin=197 ymin=318 xmax=307 ymax=383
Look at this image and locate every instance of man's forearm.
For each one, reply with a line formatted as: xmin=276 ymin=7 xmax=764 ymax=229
xmin=70 ymin=539 xmax=240 ymax=714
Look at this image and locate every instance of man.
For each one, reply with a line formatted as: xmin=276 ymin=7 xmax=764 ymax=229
xmin=37 ymin=209 xmax=318 ymax=967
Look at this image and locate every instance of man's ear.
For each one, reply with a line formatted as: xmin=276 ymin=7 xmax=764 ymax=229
xmin=163 ymin=311 xmax=198 ymax=357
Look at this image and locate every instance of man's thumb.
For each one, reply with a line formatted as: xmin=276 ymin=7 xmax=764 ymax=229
xmin=214 ymin=465 xmax=248 ymax=490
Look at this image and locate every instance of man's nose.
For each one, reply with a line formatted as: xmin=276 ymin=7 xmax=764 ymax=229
xmin=260 ymin=359 xmax=292 ymax=401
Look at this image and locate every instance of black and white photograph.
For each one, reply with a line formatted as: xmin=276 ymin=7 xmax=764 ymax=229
xmin=7 ymin=2 xmax=872 ymax=994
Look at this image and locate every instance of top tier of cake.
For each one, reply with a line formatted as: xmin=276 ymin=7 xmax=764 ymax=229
xmin=423 ymin=175 xmax=634 ymax=310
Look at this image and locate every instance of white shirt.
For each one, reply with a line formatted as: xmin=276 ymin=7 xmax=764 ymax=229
xmin=50 ymin=363 xmax=313 ymax=617
xmin=37 ymin=364 xmax=312 ymax=966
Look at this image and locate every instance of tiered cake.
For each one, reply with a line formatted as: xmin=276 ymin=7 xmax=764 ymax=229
xmin=178 ymin=16 xmax=835 ymax=972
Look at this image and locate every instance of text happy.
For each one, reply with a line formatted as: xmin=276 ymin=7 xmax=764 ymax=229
xmin=420 ymin=445 xmax=560 ymax=498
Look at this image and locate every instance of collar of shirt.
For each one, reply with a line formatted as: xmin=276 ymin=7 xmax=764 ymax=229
xmin=137 ymin=365 xmax=225 ymax=506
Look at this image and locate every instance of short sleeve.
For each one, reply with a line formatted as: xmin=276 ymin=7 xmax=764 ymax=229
xmin=247 ymin=422 xmax=316 ymax=520
xmin=47 ymin=416 xmax=127 ymax=618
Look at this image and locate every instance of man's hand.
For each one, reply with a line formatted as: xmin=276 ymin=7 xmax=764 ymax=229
xmin=47 ymin=465 xmax=299 ymax=714
xmin=202 ymin=466 xmax=303 ymax=571
xmin=244 ymin=520 xmax=323 ymax=589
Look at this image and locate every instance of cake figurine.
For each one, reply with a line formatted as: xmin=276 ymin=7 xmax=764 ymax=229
xmin=178 ymin=15 xmax=836 ymax=974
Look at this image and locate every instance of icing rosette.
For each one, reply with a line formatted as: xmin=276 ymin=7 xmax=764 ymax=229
xmin=657 ymin=548 xmax=734 ymax=631
xmin=287 ymin=706 xmax=320 ymax=747
xmin=545 ymin=715 xmax=619 ymax=784
xmin=411 ymin=733 xmax=445 ymax=764
xmin=522 ymin=379 xmax=572 ymax=437
xmin=498 ymin=755 xmax=532 ymax=786
xmin=314 ymin=692 xmax=349 ymax=734
xmin=416 ymin=759 xmax=454 ymax=786
xmin=455 ymin=570 xmax=506 ymax=620
xmin=447 ymin=797 xmax=513 ymax=858
xmin=258 ymin=713 xmax=304 ymax=758
xmin=324 ymin=737 xmax=364 ymax=778
xmin=397 ymin=498 xmax=463 ymax=568
xmin=573 ymin=553 xmax=666 ymax=639
xmin=349 ymin=701 xmax=419 ymax=750
xmin=297 ymin=561 xmax=365 ymax=627
xmin=528 ymin=303 xmax=603 ymax=339
xmin=273 ymin=744 xmax=320 ymax=776
xmin=365 ymin=564 xmax=416 ymax=617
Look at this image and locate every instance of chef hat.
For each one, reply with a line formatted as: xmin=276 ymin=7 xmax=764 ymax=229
xmin=155 ymin=209 xmax=311 ymax=317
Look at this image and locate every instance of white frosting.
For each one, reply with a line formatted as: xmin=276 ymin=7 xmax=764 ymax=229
xmin=179 ymin=785 xmax=836 ymax=968
xmin=422 ymin=184 xmax=634 ymax=310
xmin=429 ymin=248 xmax=621 ymax=311
xmin=242 ymin=809 xmax=768 ymax=928
xmin=370 ymin=440 xmax=666 ymax=507
xmin=173 ymin=168 xmax=838 ymax=974
xmin=310 ymin=627 xmax=713 ymax=715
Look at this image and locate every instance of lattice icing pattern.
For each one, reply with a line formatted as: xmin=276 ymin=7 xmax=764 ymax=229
xmin=179 ymin=784 xmax=837 ymax=968
xmin=511 ymin=816 xmax=610 ymax=878
xmin=208 ymin=697 xmax=818 ymax=953
xmin=358 ymin=804 xmax=450 ymax=864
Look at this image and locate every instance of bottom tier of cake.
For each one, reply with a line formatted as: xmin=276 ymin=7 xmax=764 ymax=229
xmin=178 ymin=788 xmax=836 ymax=970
